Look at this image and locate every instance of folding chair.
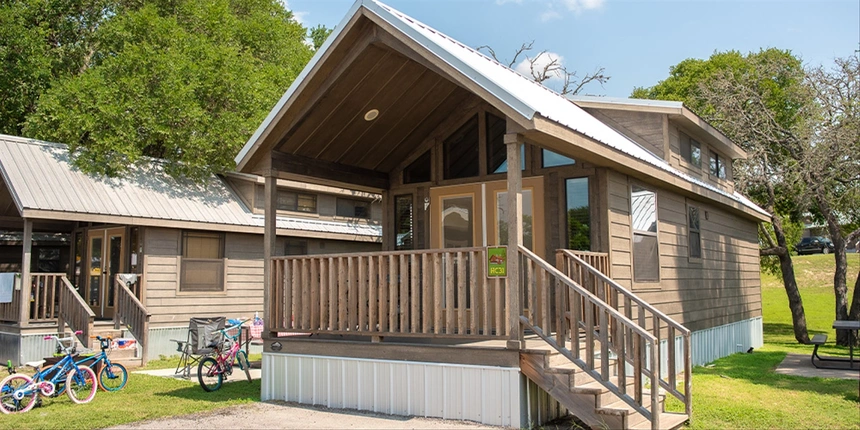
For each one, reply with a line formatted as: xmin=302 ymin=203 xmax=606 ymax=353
xmin=171 ymin=316 xmax=225 ymax=379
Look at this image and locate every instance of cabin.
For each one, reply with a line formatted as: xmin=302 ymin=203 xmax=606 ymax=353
xmin=240 ymin=1 xmax=768 ymax=429
xmin=0 ymin=134 xmax=381 ymax=365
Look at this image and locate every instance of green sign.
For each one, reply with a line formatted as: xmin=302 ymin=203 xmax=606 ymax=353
xmin=487 ymin=246 xmax=507 ymax=278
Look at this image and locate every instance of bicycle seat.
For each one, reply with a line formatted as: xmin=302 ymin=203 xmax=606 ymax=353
xmin=24 ymin=360 xmax=46 ymax=369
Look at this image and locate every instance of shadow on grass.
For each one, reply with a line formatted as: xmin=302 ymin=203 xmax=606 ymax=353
xmin=695 ymin=350 xmax=859 ymax=403
xmin=155 ymin=379 xmax=262 ymax=403
xmin=764 ymin=322 xmax=855 ymax=356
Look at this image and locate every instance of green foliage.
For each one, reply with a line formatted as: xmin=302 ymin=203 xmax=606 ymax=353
xmin=308 ymin=24 xmax=333 ymax=51
xmin=567 ymin=207 xmax=590 ymax=251
xmin=759 ymin=215 xmax=803 ymax=276
xmin=19 ymin=0 xmax=313 ymax=181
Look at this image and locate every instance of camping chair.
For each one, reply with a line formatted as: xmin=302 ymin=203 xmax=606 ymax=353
xmin=171 ymin=316 xmax=226 ymax=379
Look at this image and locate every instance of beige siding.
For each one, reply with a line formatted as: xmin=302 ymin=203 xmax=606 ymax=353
xmin=584 ymin=109 xmax=665 ymax=160
xmin=142 ymin=227 xmax=380 ymax=327
xmin=602 ymin=171 xmax=762 ymax=332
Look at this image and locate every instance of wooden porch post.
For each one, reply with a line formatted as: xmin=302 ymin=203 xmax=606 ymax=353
xmin=505 ymin=134 xmax=524 ymax=350
xmin=19 ymin=219 xmax=32 ymax=327
xmin=263 ymin=172 xmax=278 ymax=337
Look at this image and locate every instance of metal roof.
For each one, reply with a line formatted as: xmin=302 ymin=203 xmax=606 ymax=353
xmin=567 ymin=95 xmax=685 ymax=110
xmin=0 ymin=135 xmax=381 ymax=239
xmin=237 ymin=0 xmax=767 ymax=220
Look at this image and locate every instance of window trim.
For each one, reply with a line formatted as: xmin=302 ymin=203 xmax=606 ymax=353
xmin=178 ymin=231 xmax=226 ymax=294
xmin=679 ymin=131 xmax=702 ymax=168
xmin=687 ymin=203 xmax=703 ymax=262
xmin=630 ymin=183 xmax=661 ymax=285
xmin=709 ymin=151 xmax=727 ymax=180
xmin=253 ymin=185 xmax=319 ymax=215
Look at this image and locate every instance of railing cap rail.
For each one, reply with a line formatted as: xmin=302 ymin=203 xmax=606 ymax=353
xmin=272 ymin=247 xmax=489 ymax=261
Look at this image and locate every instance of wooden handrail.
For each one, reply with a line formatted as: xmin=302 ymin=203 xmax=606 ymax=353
xmin=0 ymin=274 xmax=21 ymax=322
xmin=519 ymin=246 xmax=661 ymax=429
xmin=57 ymin=276 xmax=94 ymax=346
xmin=557 ymin=249 xmax=692 ymax=418
xmin=114 ymin=275 xmax=151 ymax=365
xmin=271 ymin=248 xmax=508 ymax=339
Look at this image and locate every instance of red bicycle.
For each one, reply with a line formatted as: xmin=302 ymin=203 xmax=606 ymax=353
xmin=197 ymin=320 xmax=252 ymax=392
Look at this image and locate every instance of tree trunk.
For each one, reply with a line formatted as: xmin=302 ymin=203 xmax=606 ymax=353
xmin=770 ymin=213 xmax=810 ymax=344
xmin=815 ymin=193 xmax=851 ymax=345
xmin=848 ymin=269 xmax=860 ymax=347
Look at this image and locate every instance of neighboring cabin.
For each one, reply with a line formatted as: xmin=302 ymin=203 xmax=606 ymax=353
xmin=232 ymin=1 xmax=769 ymax=428
xmin=0 ymin=135 xmax=381 ymax=364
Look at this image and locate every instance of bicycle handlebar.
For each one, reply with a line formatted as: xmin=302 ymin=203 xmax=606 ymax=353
xmin=43 ymin=330 xmax=83 ymax=354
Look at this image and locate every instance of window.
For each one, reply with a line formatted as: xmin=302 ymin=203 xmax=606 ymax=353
xmin=496 ymin=190 xmax=534 ymax=250
xmin=180 ymin=231 xmax=224 ymax=292
xmin=631 ymin=185 xmax=659 ymax=282
xmin=543 ymin=149 xmax=576 ymax=168
xmin=688 ymin=205 xmax=702 ymax=259
xmin=709 ymin=152 xmax=726 ymax=179
xmin=337 ymin=198 xmax=370 ymax=219
xmin=404 ymin=150 xmax=431 ymax=184
xmin=443 ymin=115 xmax=480 ymax=180
xmin=679 ymin=132 xmax=701 ymax=167
xmin=36 ymin=248 xmax=61 ymax=273
xmin=395 ymin=195 xmax=414 ymax=250
xmin=566 ymin=178 xmax=590 ymax=251
xmin=285 ymin=239 xmax=307 ymax=256
xmin=255 ymin=186 xmax=317 ymax=213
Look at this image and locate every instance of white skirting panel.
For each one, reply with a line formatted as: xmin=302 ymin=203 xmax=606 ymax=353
xmin=262 ymin=353 xmax=543 ymax=427
xmin=691 ymin=316 xmax=763 ymax=367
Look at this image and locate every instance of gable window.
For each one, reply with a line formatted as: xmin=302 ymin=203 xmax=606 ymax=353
xmin=255 ymin=186 xmax=317 ymax=213
xmin=487 ymin=113 xmax=526 ymax=174
xmin=679 ymin=132 xmax=701 ymax=167
xmin=443 ymin=115 xmax=480 ymax=180
xmin=543 ymin=149 xmax=576 ymax=168
xmin=337 ymin=198 xmax=370 ymax=219
xmin=709 ymin=152 xmax=726 ymax=179
xmin=404 ymin=150 xmax=431 ymax=184
xmin=631 ymin=185 xmax=659 ymax=282
xmin=180 ymin=231 xmax=224 ymax=292
xmin=395 ymin=195 xmax=414 ymax=250
xmin=688 ymin=205 xmax=702 ymax=259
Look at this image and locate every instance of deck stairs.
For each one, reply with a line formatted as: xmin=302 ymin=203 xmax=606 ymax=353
xmin=516 ymin=247 xmax=693 ymax=430
xmin=521 ymin=346 xmax=688 ymax=429
xmin=80 ymin=321 xmax=143 ymax=368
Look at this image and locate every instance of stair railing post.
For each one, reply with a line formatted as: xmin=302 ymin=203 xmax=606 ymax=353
xmin=505 ymin=133 xmax=524 ymax=350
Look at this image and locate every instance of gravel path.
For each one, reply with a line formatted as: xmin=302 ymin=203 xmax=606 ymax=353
xmin=111 ymin=400 xmax=497 ymax=429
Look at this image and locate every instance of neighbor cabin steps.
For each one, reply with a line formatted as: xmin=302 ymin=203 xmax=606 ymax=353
xmin=78 ymin=322 xmax=143 ymax=368
xmin=520 ymin=349 xmax=689 ymax=430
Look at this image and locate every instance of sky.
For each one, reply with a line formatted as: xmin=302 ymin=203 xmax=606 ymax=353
xmin=283 ymin=0 xmax=859 ymax=97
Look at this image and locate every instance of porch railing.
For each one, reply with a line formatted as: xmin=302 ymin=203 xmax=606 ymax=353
xmin=271 ymin=248 xmax=508 ymax=338
xmin=57 ymin=276 xmax=94 ymax=345
xmin=557 ymin=249 xmax=692 ymax=418
xmin=0 ymin=273 xmax=66 ymax=324
xmin=114 ymin=275 xmax=150 ymax=364
xmin=520 ymin=246 xmax=662 ymax=428
xmin=0 ymin=275 xmax=21 ymax=322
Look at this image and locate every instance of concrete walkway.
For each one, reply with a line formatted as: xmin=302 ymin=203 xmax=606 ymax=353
xmin=775 ymin=353 xmax=859 ymax=379
xmin=135 ymin=365 xmax=262 ymax=382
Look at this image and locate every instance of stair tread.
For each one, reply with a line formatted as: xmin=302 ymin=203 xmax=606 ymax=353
xmin=629 ymin=412 xmax=689 ymax=430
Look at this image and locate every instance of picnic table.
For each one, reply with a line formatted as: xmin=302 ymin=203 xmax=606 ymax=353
xmin=833 ymin=320 xmax=860 ymax=368
xmin=811 ymin=320 xmax=860 ymax=370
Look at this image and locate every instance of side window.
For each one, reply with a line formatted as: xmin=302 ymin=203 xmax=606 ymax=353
xmin=254 ymin=186 xmax=317 ymax=213
xmin=180 ymin=231 xmax=225 ymax=292
xmin=285 ymin=239 xmax=308 ymax=256
xmin=709 ymin=152 xmax=726 ymax=179
xmin=688 ymin=205 xmax=702 ymax=259
xmin=336 ymin=198 xmax=371 ymax=219
xmin=395 ymin=195 xmax=414 ymax=250
xmin=565 ymin=177 xmax=590 ymax=251
xmin=443 ymin=115 xmax=480 ymax=180
xmin=679 ymin=132 xmax=701 ymax=167
xmin=631 ymin=185 xmax=659 ymax=283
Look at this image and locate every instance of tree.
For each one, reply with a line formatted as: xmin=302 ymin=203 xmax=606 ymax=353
xmin=308 ymin=24 xmax=333 ymax=51
xmin=21 ymin=0 xmax=313 ymax=181
xmin=634 ymin=49 xmax=814 ymax=343
xmin=478 ymin=42 xmax=609 ymax=95
xmin=0 ymin=0 xmax=126 ymax=135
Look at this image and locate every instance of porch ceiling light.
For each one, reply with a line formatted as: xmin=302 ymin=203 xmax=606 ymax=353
xmin=364 ymin=109 xmax=379 ymax=121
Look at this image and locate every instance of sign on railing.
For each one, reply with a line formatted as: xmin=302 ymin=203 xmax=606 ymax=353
xmin=487 ymin=246 xmax=507 ymax=278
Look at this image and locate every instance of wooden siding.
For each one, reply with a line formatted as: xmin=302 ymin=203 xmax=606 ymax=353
xmin=583 ymin=109 xmax=666 ymax=160
xmin=142 ymin=227 xmax=379 ymax=327
xmin=603 ymin=171 xmax=762 ymax=333
xmin=667 ymin=121 xmax=735 ymax=194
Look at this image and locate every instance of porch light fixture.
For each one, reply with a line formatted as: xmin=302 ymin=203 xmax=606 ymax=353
xmin=364 ymin=109 xmax=379 ymax=121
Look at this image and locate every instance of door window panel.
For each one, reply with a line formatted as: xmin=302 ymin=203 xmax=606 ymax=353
xmin=442 ymin=196 xmax=473 ymax=248
xmin=566 ymin=178 xmax=590 ymax=251
xmin=496 ymin=190 xmax=534 ymax=250
xmin=88 ymin=237 xmax=102 ymax=307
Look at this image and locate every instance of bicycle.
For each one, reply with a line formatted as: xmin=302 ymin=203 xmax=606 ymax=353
xmin=197 ymin=320 xmax=252 ymax=392
xmin=77 ymin=336 xmax=128 ymax=392
xmin=0 ymin=331 xmax=98 ymax=414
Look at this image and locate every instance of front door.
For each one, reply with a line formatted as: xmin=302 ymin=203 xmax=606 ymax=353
xmin=429 ymin=178 xmax=545 ymax=257
xmin=84 ymin=228 xmax=125 ymax=319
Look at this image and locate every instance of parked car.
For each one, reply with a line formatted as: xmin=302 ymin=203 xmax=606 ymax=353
xmin=795 ymin=236 xmax=836 ymax=255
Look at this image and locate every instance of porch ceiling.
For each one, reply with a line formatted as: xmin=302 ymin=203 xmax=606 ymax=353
xmin=273 ymin=42 xmax=470 ymax=174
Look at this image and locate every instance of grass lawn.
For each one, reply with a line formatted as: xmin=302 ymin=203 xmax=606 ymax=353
xmin=664 ymin=253 xmax=860 ymax=429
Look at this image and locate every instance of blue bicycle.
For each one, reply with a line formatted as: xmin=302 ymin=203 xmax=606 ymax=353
xmin=80 ymin=336 xmax=128 ymax=392
xmin=0 ymin=331 xmax=98 ymax=414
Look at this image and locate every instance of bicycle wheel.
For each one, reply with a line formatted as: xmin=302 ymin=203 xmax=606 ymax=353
xmin=66 ymin=366 xmax=97 ymax=404
xmin=236 ymin=350 xmax=252 ymax=382
xmin=197 ymin=357 xmax=223 ymax=392
xmin=98 ymin=362 xmax=128 ymax=392
xmin=0 ymin=374 xmax=37 ymax=414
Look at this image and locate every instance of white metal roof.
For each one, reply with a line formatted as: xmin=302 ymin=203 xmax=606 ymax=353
xmin=0 ymin=134 xmax=381 ymax=239
xmin=237 ymin=0 xmax=767 ymax=220
xmin=567 ymin=95 xmax=685 ymax=110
